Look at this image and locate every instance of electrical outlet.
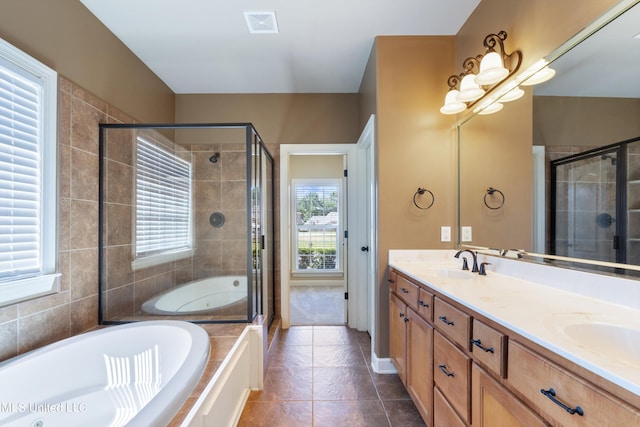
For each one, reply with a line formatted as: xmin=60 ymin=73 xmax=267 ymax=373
xmin=461 ymin=226 xmax=472 ymax=242
xmin=440 ymin=226 xmax=451 ymax=242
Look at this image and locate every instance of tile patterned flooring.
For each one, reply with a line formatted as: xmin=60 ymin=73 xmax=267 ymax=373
xmin=237 ymin=326 xmax=426 ymax=426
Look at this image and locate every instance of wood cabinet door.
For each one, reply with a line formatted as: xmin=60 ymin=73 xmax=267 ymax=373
xmin=389 ymin=292 xmax=407 ymax=383
xmin=472 ymin=363 xmax=547 ymax=427
xmin=407 ymin=307 xmax=434 ymax=425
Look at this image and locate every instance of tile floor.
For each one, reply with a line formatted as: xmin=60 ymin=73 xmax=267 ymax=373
xmin=290 ymin=286 xmax=345 ymax=325
xmin=237 ymin=325 xmax=426 ymax=426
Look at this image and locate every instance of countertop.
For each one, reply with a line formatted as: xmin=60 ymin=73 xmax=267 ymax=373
xmin=389 ymin=250 xmax=640 ymax=398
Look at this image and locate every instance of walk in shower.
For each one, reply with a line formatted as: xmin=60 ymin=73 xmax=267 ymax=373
xmin=98 ymin=123 xmax=274 ymax=324
xmin=550 ymin=136 xmax=640 ymax=267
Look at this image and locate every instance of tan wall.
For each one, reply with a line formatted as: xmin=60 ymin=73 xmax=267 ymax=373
xmin=373 ymin=36 xmax=458 ymax=356
xmin=176 ymin=94 xmax=360 ymax=144
xmin=534 ymin=96 xmax=640 ymax=147
xmin=0 ymin=0 xmax=175 ymax=123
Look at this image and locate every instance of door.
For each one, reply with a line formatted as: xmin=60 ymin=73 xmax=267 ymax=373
xmin=552 ymin=147 xmax=621 ymax=263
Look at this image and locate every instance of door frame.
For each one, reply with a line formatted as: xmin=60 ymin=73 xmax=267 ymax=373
xmin=279 ymin=143 xmax=367 ymax=330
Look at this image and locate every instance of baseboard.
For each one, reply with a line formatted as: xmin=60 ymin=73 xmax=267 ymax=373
xmin=370 ymin=352 xmax=397 ymax=374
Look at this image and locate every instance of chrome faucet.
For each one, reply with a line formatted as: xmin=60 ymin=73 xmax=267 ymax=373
xmin=454 ymin=249 xmax=479 ymax=273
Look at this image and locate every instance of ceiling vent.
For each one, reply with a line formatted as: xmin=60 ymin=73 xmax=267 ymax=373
xmin=244 ymin=11 xmax=279 ymax=34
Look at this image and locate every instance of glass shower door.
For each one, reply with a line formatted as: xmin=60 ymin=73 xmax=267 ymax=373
xmin=552 ymin=149 xmax=620 ymax=263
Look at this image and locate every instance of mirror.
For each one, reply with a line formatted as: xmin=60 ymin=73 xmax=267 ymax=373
xmin=458 ymin=1 xmax=640 ymax=273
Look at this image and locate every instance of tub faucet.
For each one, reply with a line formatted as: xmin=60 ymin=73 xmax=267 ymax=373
xmin=454 ymin=249 xmax=479 ymax=273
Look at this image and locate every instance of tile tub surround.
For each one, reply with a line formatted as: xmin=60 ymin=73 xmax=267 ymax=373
xmin=388 ymin=249 xmax=640 ymax=399
xmin=0 ymin=77 xmax=135 ymax=363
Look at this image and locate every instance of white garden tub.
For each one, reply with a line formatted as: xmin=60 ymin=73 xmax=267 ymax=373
xmin=142 ymin=275 xmax=247 ymax=316
xmin=0 ymin=320 xmax=210 ymax=427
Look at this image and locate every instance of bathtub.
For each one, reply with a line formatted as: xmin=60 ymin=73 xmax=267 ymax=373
xmin=0 ymin=320 xmax=209 ymax=427
xmin=142 ymin=275 xmax=247 ymax=316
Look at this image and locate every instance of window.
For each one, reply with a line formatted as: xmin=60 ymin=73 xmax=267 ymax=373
xmin=0 ymin=37 xmax=58 ymax=306
xmin=293 ymin=179 xmax=341 ymax=272
xmin=132 ymin=135 xmax=193 ymax=270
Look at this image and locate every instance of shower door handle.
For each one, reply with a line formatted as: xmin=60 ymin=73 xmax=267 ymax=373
xmin=361 ymin=246 xmax=369 ymax=252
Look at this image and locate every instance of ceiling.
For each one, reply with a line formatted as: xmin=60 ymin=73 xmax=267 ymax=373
xmin=535 ymin=2 xmax=640 ymax=98
xmin=79 ymin=0 xmax=480 ymax=94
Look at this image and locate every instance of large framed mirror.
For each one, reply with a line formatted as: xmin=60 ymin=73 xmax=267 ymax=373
xmin=458 ymin=0 xmax=640 ymax=273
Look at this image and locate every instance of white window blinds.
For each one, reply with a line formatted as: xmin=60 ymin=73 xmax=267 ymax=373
xmin=293 ymin=180 xmax=340 ymax=271
xmin=135 ymin=137 xmax=192 ymax=261
xmin=0 ymin=61 xmax=43 ymax=282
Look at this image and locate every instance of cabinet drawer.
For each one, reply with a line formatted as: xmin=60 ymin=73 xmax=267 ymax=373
xmin=434 ymin=331 xmax=471 ymax=424
xmin=388 ymin=269 xmax=397 ymax=294
xmin=508 ymin=341 xmax=640 ymax=427
xmin=471 ymin=319 xmax=506 ymax=378
xmin=417 ymin=288 xmax=434 ymax=321
xmin=434 ymin=386 xmax=466 ymax=427
xmin=434 ymin=297 xmax=471 ymax=349
xmin=395 ymin=274 xmax=419 ymax=311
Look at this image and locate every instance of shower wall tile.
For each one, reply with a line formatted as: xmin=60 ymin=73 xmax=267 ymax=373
xmin=221 ymin=181 xmax=247 ymax=210
xmin=70 ymin=296 xmax=98 ymax=336
xmin=106 ymin=204 xmax=132 ymax=246
xmin=69 ymin=200 xmax=99 ymax=249
xmin=71 ymin=148 xmax=99 ymax=202
xmin=105 ymin=128 xmax=135 ymax=166
xmin=105 ymin=285 xmax=135 ymax=320
xmin=71 ymin=97 xmax=105 ymax=154
xmin=106 ymin=160 xmax=133 ymax=205
xmin=105 ymin=246 xmax=134 ymax=289
xmin=70 ymin=248 xmax=99 ymax=300
xmin=221 ymin=150 xmax=247 ymax=181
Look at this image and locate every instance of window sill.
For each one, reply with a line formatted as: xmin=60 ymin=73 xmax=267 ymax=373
xmin=291 ymin=270 xmax=344 ymax=279
xmin=131 ymin=249 xmax=194 ymax=271
xmin=0 ymin=273 xmax=61 ymax=307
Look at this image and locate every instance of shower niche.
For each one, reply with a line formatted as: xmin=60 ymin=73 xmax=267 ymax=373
xmin=98 ymin=123 xmax=274 ymax=324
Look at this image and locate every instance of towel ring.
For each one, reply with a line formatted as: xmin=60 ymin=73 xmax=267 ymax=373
xmin=484 ymin=187 xmax=505 ymax=210
xmin=413 ymin=187 xmax=435 ymax=210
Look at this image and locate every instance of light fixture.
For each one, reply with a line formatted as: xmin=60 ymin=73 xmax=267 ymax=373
xmin=499 ymin=86 xmax=524 ymax=102
xmin=440 ymin=31 xmax=522 ymax=115
xmin=478 ymin=102 xmax=503 ymax=115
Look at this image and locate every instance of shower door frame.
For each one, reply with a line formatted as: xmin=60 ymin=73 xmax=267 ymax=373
xmin=550 ymin=138 xmax=633 ymax=264
xmin=98 ymin=122 xmax=275 ymax=325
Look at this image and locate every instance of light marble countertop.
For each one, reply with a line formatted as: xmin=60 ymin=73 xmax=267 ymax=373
xmin=388 ymin=250 xmax=640 ymax=397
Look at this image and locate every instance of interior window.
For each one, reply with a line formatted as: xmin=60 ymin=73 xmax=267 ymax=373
xmin=0 ymin=37 xmax=58 ymax=306
xmin=293 ymin=179 xmax=341 ymax=272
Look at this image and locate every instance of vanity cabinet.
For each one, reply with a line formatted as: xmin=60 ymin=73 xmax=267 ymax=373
xmin=388 ymin=267 xmax=640 ymax=427
xmin=388 ymin=272 xmax=434 ymax=424
xmin=472 ymin=363 xmax=547 ymax=427
xmin=508 ymin=341 xmax=640 ymax=427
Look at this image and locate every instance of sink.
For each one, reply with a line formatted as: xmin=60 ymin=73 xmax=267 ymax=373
xmin=560 ymin=322 xmax=640 ymax=368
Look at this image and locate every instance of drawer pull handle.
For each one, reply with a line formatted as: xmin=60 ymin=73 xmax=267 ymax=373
xmin=438 ymin=364 xmax=455 ymax=377
xmin=418 ymin=300 xmax=429 ymax=308
xmin=400 ymin=287 xmax=409 ymax=294
xmin=540 ymin=388 xmax=584 ymax=416
xmin=399 ymin=313 xmax=405 ymax=318
xmin=388 ymin=279 xmax=395 ymax=283
xmin=439 ymin=316 xmax=455 ymax=326
xmin=471 ymin=338 xmax=494 ymax=353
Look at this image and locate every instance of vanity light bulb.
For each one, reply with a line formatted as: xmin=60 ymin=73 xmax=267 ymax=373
xmin=499 ymin=86 xmax=525 ymax=102
xmin=478 ymin=102 xmax=503 ymax=115
xmin=456 ymin=74 xmax=486 ymax=103
xmin=475 ymin=51 xmax=509 ymax=86
xmin=440 ymin=90 xmax=467 ymax=114
xmin=521 ymin=67 xmax=556 ymax=86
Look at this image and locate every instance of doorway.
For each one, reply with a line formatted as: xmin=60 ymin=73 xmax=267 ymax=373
xmin=279 ymin=144 xmax=368 ymax=330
